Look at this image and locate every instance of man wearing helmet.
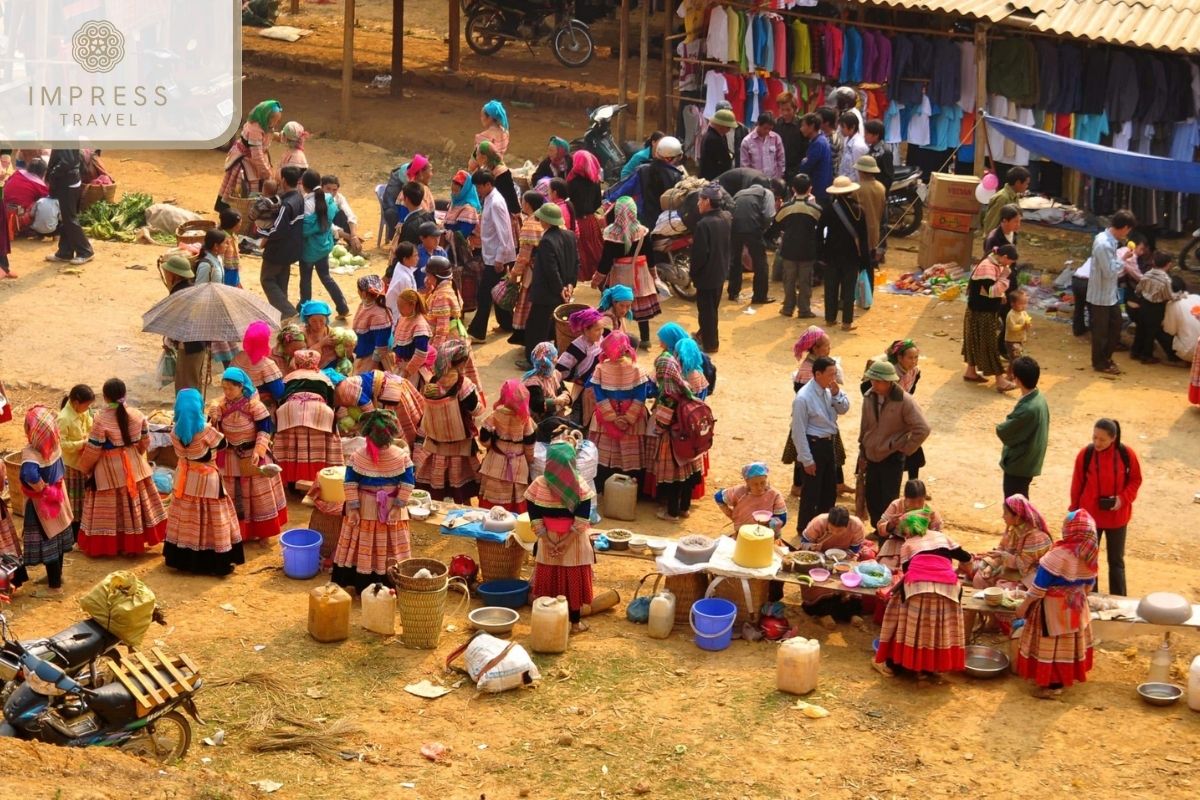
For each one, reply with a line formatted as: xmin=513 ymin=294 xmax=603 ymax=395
xmin=634 ymin=135 xmax=685 ymax=231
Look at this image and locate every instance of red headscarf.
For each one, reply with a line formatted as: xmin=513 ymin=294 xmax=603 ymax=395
xmin=498 ymin=378 xmax=531 ymax=421
xmin=1040 ymin=510 xmax=1099 ymax=582
xmin=567 ymin=150 xmax=601 ymax=184
xmin=243 ymin=321 xmax=272 ymax=365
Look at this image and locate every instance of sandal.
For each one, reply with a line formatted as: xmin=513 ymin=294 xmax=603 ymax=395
xmin=871 ymin=661 xmax=895 ymax=678
xmin=570 ymin=621 xmax=589 ymax=634
xmin=655 ymin=510 xmax=680 ymax=522
xmin=962 ymin=374 xmax=987 ymax=383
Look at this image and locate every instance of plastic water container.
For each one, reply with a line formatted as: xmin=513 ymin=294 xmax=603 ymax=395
xmin=1189 ymin=656 xmax=1200 ymax=712
xmin=689 ymin=597 xmax=737 ymax=652
xmin=648 ymin=590 xmax=675 ymax=639
xmin=529 ymin=595 xmax=570 ymax=654
xmin=308 ymin=583 xmax=351 ymax=642
xmin=361 ymin=583 xmax=396 ymax=635
xmin=602 ymin=474 xmax=638 ymax=521
xmin=280 ymin=528 xmax=323 ymax=579
xmin=513 ymin=512 xmax=536 ymax=546
xmin=776 ymin=637 xmax=820 ymax=695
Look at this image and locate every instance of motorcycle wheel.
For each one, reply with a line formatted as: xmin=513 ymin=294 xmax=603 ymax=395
xmin=553 ymin=21 xmax=594 ymax=68
xmin=1178 ymin=236 xmax=1200 ymax=272
xmin=122 ymin=710 xmax=191 ymax=764
xmin=668 ymin=251 xmax=697 ymax=300
xmin=887 ymin=196 xmax=923 ymax=238
xmin=466 ymin=9 xmax=507 ymax=56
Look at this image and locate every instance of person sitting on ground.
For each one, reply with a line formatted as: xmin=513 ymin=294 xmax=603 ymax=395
xmin=3 ymin=157 xmax=49 ymax=236
xmin=874 ymin=479 xmax=942 ymax=569
xmin=1131 ymin=252 xmax=1187 ymax=365
xmin=532 ymin=136 xmax=571 ymax=184
xmin=715 ymin=462 xmax=787 ymax=532
xmin=788 ymin=504 xmax=868 ymax=627
xmin=321 ymin=175 xmax=364 ymax=255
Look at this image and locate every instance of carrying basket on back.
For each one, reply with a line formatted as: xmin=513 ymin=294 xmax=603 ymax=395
xmin=80 ymin=182 xmax=118 ymax=211
xmin=475 ymin=538 xmax=526 ymax=582
xmin=553 ymin=303 xmax=590 ymax=354
xmin=220 ymin=195 xmax=256 ymax=235
xmin=388 ymin=557 xmax=449 ymax=592
xmin=2 ymin=453 xmax=22 ymax=517
xmin=156 ymin=248 xmax=201 ymax=291
xmin=398 ymin=576 xmax=467 ymax=650
xmin=176 ymin=219 xmax=217 ymax=248
xmin=664 ymin=571 xmax=709 ymax=627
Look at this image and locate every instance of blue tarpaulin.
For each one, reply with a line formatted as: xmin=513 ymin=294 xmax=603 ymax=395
xmin=983 ymin=114 xmax=1200 ymax=195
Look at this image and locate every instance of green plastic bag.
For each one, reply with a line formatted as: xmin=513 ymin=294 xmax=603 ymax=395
xmin=78 ymin=571 xmax=157 ymax=647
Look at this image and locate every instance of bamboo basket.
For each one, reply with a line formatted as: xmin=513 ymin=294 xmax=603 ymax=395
xmin=475 ymin=538 xmax=526 ymax=582
xmin=553 ymin=303 xmax=590 ymax=354
xmin=175 ymin=219 xmax=216 ymax=248
xmin=3 ymin=452 xmax=22 ymax=517
xmin=307 ymin=507 xmax=342 ymax=563
xmin=664 ymin=571 xmax=709 ymax=627
xmin=398 ymin=585 xmax=448 ymax=649
xmin=221 ymin=195 xmax=256 ymax=235
xmin=707 ymin=576 xmax=770 ymax=628
xmin=80 ymin=182 xmax=118 ymax=210
xmin=389 ymin=557 xmax=448 ymax=593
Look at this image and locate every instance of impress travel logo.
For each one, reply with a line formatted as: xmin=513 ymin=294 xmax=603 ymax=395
xmin=0 ymin=0 xmax=242 ymax=148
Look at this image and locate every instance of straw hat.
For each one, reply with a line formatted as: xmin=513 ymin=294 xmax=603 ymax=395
xmin=709 ymin=108 xmax=738 ymax=128
xmin=864 ymin=360 xmax=899 ymax=382
xmin=854 ymin=155 xmax=880 ymax=174
xmin=534 ymin=203 xmax=565 ymax=227
xmin=827 ymin=175 xmax=861 ymax=195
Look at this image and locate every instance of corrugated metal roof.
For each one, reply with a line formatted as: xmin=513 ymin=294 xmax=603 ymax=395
xmin=845 ymin=0 xmax=1060 ymax=24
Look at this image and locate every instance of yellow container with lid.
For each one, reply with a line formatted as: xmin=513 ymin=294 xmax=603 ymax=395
xmin=513 ymin=512 xmax=536 ymax=546
xmin=733 ymin=524 xmax=776 ymax=569
xmin=317 ymin=466 xmax=345 ymax=503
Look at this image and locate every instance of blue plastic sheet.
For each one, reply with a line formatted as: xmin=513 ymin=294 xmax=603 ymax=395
xmin=439 ymin=509 xmax=509 ymax=543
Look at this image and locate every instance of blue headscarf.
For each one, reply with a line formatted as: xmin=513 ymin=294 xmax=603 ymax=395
xmin=322 ymin=368 xmax=346 ymax=386
xmin=173 ymin=388 xmax=205 ymax=447
xmin=523 ymin=341 xmax=558 ymax=381
xmin=300 ymin=299 xmax=331 ymax=322
xmin=742 ymin=462 xmax=769 ymax=479
xmin=482 ymin=99 xmax=509 ymax=131
xmin=221 ymin=367 xmax=256 ymax=398
xmin=598 ymin=285 xmax=635 ymax=318
xmin=675 ymin=338 xmax=703 ymax=376
xmin=451 ymin=174 xmax=482 ymax=212
xmin=657 ymin=322 xmax=688 ymax=354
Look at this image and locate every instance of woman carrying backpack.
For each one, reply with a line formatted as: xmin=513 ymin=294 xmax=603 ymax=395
xmin=1068 ymin=418 xmax=1142 ymax=596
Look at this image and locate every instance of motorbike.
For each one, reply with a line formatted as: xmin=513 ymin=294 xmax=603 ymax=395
xmin=464 ymin=0 xmax=597 ymax=68
xmin=569 ymin=104 xmax=641 ymax=184
xmin=0 ymin=612 xmax=202 ymax=763
xmin=653 ymin=233 xmax=697 ymax=300
xmin=884 ymin=165 xmax=924 ymax=238
xmin=1178 ymin=227 xmax=1200 ymax=271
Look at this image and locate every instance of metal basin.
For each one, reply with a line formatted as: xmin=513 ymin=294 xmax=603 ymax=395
xmin=1137 ymin=682 xmax=1183 ymax=707
xmin=964 ymin=645 xmax=1010 ymax=679
xmin=468 ymin=606 xmax=520 ymax=636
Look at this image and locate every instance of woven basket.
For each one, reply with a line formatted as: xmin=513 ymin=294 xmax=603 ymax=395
xmin=398 ymin=585 xmax=447 ymax=649
xmin=221 ymin=195 xmax=256 ymax=235
xmin=476 ymin=538 xmax=526 ymax=582
xmin=389 ymin=557 xmax=448 ymax=593
xmin=3 ymin=452 xmax=22 ymax=517
xmin=707 ymin=576 xmax=770 ymax=627
xmin=307 ymin=507 xmax=342 ymax=561
xmin=664 ymin=571 xmax=708 ymax=627
xmin=176 ymin=219 xmax=217 ymax=248
xmin=553 ymin=302 xmax=591 ymax=354
xmin=80 ymin=182 xmax=118 ymax=210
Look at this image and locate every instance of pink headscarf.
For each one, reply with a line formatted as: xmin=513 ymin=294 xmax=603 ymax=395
xmin=498 ymin=378 xmax=531 ymax=421
xmin=243 ymin=321 xmax=272 ymax=365
xmin=569 ymin=307 xmax=604 ymax=335
xmin=793 ymin=325 xmax=827 ymax=360
xmin=534 ymin=176 xmax=553 ymax=200
xmin=601 ymin=331 xmax=635 ymax=363
xmin=407 ymin=154 xmax=429 ymax=179
xmin=1003 ymin=494 xmax=1049 ymax=536
xmin=567 ymin=150 xmax=601 ymax=184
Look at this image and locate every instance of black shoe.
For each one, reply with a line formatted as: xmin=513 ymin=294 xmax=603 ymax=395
xmin=797 ymin=311 xmax=817 ymax=319
xmin=753 ymin=296 xmax=778 ymax=304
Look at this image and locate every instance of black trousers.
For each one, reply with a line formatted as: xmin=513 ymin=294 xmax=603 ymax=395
xmin=468 ymin=263 xmax=513 ymax=338
xmin=797 ymin=437 xmax=837 ymax=531
xmin=696 ymin=288 xmax=721 ymax=351
xmin=1002 ymin=472 xmax=1032 ymax=501
xmin=823 ymin=262 xmax=857 ymax=325
xmin=44 ymin=557 xmax=64 ymax=590
xmin=659 ymin=473 xmax=698 ymax=517
xmin=1071 ymin=276 xmax=1090 ymax=335
xmin=51 ymin=184 xmax=93 ymax=260
xmin=299 ymin=256 xmax=351 ymax=316
xmin=865 ymin=453 xmax=905 ymax=527
xmin=525 ymin=302 xmax=556 ymax=362
xmin=727 ymin=232 xmax=768 ymax=301
xmin=1131 ymin=300 xmax=1175 ymax=360
xmin=1089 ymin=302 xmax=1122 ymax=370
xmin=1096 ymin=526 xmax=1127 ymax=596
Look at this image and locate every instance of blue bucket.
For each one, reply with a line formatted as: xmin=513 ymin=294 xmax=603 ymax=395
xmin=279 ymin=528 xmax=322 ymax=579
xmin=689 ymin=597 xmax=737 ymax=652
xmin=477 ymin=579 xmax=531 ymax=609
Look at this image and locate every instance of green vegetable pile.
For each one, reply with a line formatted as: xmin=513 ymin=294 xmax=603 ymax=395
xmin=330 ymin=243 xmax=368 ymax=269
xmin=79 ymin=192 xmax=155 ymax=242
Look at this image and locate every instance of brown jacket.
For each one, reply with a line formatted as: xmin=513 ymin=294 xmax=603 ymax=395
xmin=856 ymin=177 xmax=886 ymax=252
xmin=858 ymin=385 xmax=930 ymax=463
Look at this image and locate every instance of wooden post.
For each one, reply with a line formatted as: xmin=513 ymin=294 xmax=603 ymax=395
xmin=391 ymin=0 xmax=404 ymax=96
xmin=636 ymin=0 xmax=650 ymax=140
xmin=341 ymin=0 xmax=355 ymax=129
xmin=973 ymin=25 xmax=988 ymax=177
xmin=660 ymin=1 xmax=672 ymax=132
xmin=617 ymin=0 xmax=630 ymax=144
xmin=290 ymin=0 xmax=299 ymax=15
xmin=449 ymin=0 xmax=461 ymax=71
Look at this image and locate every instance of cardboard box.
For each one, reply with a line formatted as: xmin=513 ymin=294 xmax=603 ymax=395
xmin=918 ymin=224 xmax=977 ymax=269
xmin=928 ymin=206 xmax=978 ymax=234
xmin=927 ymin=172 xmax=982 ymax=214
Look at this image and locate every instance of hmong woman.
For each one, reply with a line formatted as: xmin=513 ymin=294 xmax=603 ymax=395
xmin=510 ymin=191 xmax=546 ymax=348
xmin=211 ymin=367 xmax=288 ymax=541
xmin=332 ymin=410 xmax=415 ymax=593
xmin=789 ymin=505 xmax=867 ymax=625
xmin=1191 ymin=333 xmax=1200 ymax=404
xmin=274 ymin=350 xmax=343 ymax=486
xmin=971 ymin=494 xmax=1053 ymax=589
xmin=231 ymin=321 xmax=285 ymax=412
xmin=334 ymin=369 xmax=424 ymax=449
xmin=715 ymin=462 xmax=788 ymax=531
xmin=352 ymin=275 xmax=394 ymax=373
xmin=75 ymin=380 xmax=167 ymax=557
xmin=532 ymin=136 xmax=571 ymax=184
xmin=424 ymin=256 xmax=484 ymax=397
xmin=648 ymin=323 xmax=708 ymax=521
xmin=962 ymin=244 xmax=1018 ymax=392
xmin=555 ymin=307 xmax=606 ymax=426
xmin=301 ymin=300 xmax=340 ymax=370
xmin=272 ymin=323 xmax=307 ymax=376
xmin=567 ymin=150 xmax=604 ymax=282
xmin=216 ymin=99 xmax=281 ymax=211
xmin=57 ymin=383 xmax=95 ymax=534
xmin=472 ymin=100 xmax=510 ymax=163
xmin=523 ymin=342 xmax=571 ymax=424
xmin=18 ymin=407 xmax=74 ymax=595
xmin=478 ymin=379 xmax=536 ymax=512
xmin=597 ymin=285 xmax=635 ymax=343
xmin=525 ymin=440 xmax=596 ymax=633
xmin=164 ymin=389 xmax=245 ymax=576
xmin=596 ymin=195 xmax=659 ymax=348
xmin=0 ymin=466 xmax=28 ymax=591
xmin=392 ymin=289 xmax=432 ymax=382
xmin=587 ymin=332 xmax=653 ymax=487
xmin=875 ymin=480 xmax=943 ymax=570
xmin=278 ymin=121 xmax=309 ymax=174
xmin=413 ymin=342 xmax=483 ymax=504
xmin=444 ymin=169 xmax=481 ymax=238
xmin=1015 ymin=509 xmax=1098 ymax=699
xmin=474 ymin=140 xmax=521 ymax=214
xmin=873 ymin=511 xmax=972 ymax=682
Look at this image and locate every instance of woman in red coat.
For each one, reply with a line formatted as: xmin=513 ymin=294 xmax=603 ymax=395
xmin=1068 ymin=418 xmax=1142 ymax=597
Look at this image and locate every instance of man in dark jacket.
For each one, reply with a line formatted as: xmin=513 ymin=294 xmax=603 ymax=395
xmin=820 ymin=176 xmax=870 ymax=330
xmin=634 ymin=136 xmax=684 ymax=230
xmin=381 ymin=163 xmax=407 ymax=242
xmin=768 ymin=174 xmax=822 ymax=318
xmin=700 ymin=108 xmax=736 ymax=180
xmin=798 ymin=114 xmax=833 ymax=201
xmin=690 ymin=184 xmax=731 ymax=354
xmin=775 ymin=92 xmax=808 ymax=179
xmin=727 ymin=182 xmax=779 ymax=305
xmin=863 ymin=120 xmax=894 ymax=192
xmin=524 ymin=202 xmax=579 ymax=365
xmin=44 ymin=149 xmax=94 ymax=265
xmin=257 ymin=164 xmax=305 ymax=318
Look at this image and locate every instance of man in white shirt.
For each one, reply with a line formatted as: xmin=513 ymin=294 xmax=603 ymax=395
xmin=838 ymin=112 xmax=869 ymax=181
xmin=467 ymin=170 xmax=517 ymax=342
xmin=791 ymin=356 xmax=851 ymax=530
xmin=385 ymin=240 xmax=419 ymax=320
xmin=321 ymin=174 xmax=363 ymax=254
xmin=1087 ymin=209 xmax=1136 ymax=374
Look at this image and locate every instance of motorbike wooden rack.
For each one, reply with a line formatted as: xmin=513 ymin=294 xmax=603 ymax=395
xmin=103 ymin=649 xmax=199 ymax=717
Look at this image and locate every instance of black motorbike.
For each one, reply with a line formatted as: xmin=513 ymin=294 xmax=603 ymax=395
xmin=885 ymin=164 xmax=924 ymax=238
xmin=464 ymin=0 xmax=598 ymax=68
xmin=1178 ymin=226 xmax=1200 ymax=272
xmin=569 ymin=104 xmax=641 ymax=184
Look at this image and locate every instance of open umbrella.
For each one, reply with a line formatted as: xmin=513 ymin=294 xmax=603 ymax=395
xmin=142 ymin=283 xmax=282 ymax=342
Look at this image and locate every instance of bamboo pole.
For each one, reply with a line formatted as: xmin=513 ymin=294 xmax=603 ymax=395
xmin=449 ymin=0 xmax=461 ymax=71
xmin=341 ymin=0 xmax=355 ymax=129
xmin=617 ymin=0 xmax=630 ymax=144
xmin=660 ymin=0 xmax=672 ymax=132
xmin=391 ymin=0 xmax=404 ymax=96
xmin=973 ymin=25 xmax=988 ymax=177
xmin=636 ymin=0 xmax=650 ymax=140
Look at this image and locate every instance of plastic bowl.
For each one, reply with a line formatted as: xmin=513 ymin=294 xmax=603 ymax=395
xmin=408 ymin=507 xmax=431 ymax=521
xmin=824 ymin=548 xmax=848 ymax=563
xmin=468 ymin=606 xmax=520 ymax=636
xmin=476 ymin=579 xmax=531 ymax=609
xmin=840 ymin=571 xmax=863 ymax=588
xmin=809 ymin=568 xmax=831 ymax=582
xmin=1137 ymin=682 xmax=1184 ymax=707
xmin=983 ymin=586 xmax=1004 ymax=607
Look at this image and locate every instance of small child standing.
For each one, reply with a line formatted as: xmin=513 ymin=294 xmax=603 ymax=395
xmin=218 ymin=209 xmax=243 ymax=287
xmin=251 ymin=179 xmax=280 ymax=229
xmin=1005 ymin=289 xmax=1033 ymax=379
xmin=1132 ymin=252 xmax=1185 ymax=364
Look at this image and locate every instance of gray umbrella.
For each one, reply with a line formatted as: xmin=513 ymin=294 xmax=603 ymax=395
xmin=142 ymin=283 xmax=282 ymax=342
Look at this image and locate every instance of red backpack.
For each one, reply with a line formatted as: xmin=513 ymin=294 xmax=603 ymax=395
xmin=669 ymin=398 xmax=715 ymax=464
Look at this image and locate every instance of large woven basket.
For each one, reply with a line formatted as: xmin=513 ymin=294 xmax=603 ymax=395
xmin=398 ymin=585 xmax=447 ymax=649
xmin=306 ymin=507 xmax=342 ymax=562
xmin=221 ymin=195 xmax=256 ymax=234
xmin=389 ymin=557 xmax=448 ymax=593
xmin=664 ymin=571 xmax=709 ymax=627
xmin=80 ymin=182 xmax=118 ymax=210
xmin=707 ymin=576 xmax=770 ymax=627
xmin=176 ymin=219 xmax=216 ymax=248
xmin=2 ymin=452 xmax=22 ymax=517
xmin=553 ymin=302 xmax=590 ymax=354
xmin=475 ymin=538 xmax=526 ymax=582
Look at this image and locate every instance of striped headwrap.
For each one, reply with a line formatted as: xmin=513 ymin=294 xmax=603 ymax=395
xmin=524 ymin=342 xmax=558 ymax=380
xmin=601 ymin=195 xmax=647 ymax=252
xmin=360 ymin=409 xmax=400 ymax=462
xmin=276 ymin=323 xmax=305 ymax=352
xmin=24 ymin=405 xmax=61 ymax=461
xmin=1003 ymin=494 xmax=1049 ymax=537
xmin=1043 ymin=510 xmax=1099 ymax=579
xmin=793 ymin=325 xmax=827 ymax=360
xmin=433 ymin=341 xmax=469 ymax=381
xmin=358 ymin=274 xmax=385 ymax=298
xmin=544 ymin=441 xmax=593 ymax=509
xmin=291 ymin=349 xmax=321 ymax=371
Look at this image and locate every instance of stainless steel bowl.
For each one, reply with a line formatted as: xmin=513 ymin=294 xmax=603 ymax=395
xmin=1137 ymin=682 xmax=1183 ymax=707
xmin=468 ymin=606 xmax=520 ymax=636
xmin=964 ymin=645 xmax=1010 ymax=679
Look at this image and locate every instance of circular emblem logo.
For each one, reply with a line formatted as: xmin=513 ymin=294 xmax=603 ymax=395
xmin=71 ymin=20 xmax=125 ymax=74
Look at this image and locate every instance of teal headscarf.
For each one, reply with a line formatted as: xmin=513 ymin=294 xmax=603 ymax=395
xmin=675 ymin=338 xmax=703 ymax=376
xmin=482 ymin=99 xmax=509 ymax=131
xmin=248 ymin=99 xmax=282 ymax=130
xmin=598 ymin=285 xmax=634 ymax=319
xmin=173 ymin=388 xmax=205 ymax=447
xmin=451 ymin=174 xmax=481 ymax=211
xmin=321 ymin=368 xmax=346 ymax=386
xmin=300 ymin=299 xmax=331 ymax=322
xmin=221 ymin=367 xmax=256 ymax=398
xmin=549 ymin=135 xmax=570 ymax=152
xmin=657 ymin=322 xmax=688 ymax=353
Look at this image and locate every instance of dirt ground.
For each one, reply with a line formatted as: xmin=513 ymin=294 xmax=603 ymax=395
xmin=2 ymin=20 xmax=1200 ymax=800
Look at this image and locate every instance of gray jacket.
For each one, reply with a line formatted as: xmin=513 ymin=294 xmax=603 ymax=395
xmin=730 ymin=185 xmax=775 ymax=234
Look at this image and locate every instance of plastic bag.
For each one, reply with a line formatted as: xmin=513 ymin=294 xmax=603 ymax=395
xmin=78 ymin=571 xmax=157 ymax=647
xmin=156 ymin=349 xmax=177 ymax=388
xmin=462 ymin=633 xmax=540 ymax=693
xmin=491 ymin=276 xmax=521 ymax=312
xmin=855 ymin=269 xmax=873 ymax=310
xmin=626 ymin=596 xmax=651 ymax=623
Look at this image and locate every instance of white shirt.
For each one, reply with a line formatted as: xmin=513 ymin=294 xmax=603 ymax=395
xmin=480 ymin=188 xmax=516 ymax=266
xmin=906 ymin=96 xmax=932 ymax=147
xmin=706 ymin=5 xmax=729 ymax=63
xmin=839 ymin=131 xmax=868 ymax=180
xmin=330 ymin=191 xmax=357 ymax=226
xmin=957 ymin=42 xmax=976 ymax=113
xmin=703 ymin=71 xmax=728 ymax=119
xmin=1074 ymin=258 xmax=1091 ymax=279
xmin=385 ymin=264 xmax=418 ymax=320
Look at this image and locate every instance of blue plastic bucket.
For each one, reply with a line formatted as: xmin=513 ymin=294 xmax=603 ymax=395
xmin=689 ymin=597 xmax=737 ymax=652
xmin=279 ymin=528 xmax=322 ymax=579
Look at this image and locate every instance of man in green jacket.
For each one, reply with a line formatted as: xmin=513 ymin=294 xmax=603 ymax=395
xmin=995 ymin=355 xmax=1049 ymax=500
xmin=980 ymin=166 xmax=1030 ymax=240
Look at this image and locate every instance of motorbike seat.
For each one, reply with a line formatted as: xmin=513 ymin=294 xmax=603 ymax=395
xmin=47 ymin=620 xmax=114 ymax=669
xmin=89 ymin=666 xmax=185 ymax=721
xmin=891 ymin=165 xmax=920 ymax=181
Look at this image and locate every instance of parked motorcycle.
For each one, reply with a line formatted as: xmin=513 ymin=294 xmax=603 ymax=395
xmin=464 ymin=0 xmax=596 ymax=68
xmin=653 ymin=233 xmax=697 ymax=300
xmin=1178 ymin=226 xmax=1200 ymax=271
xmin=568 ymin=104 xmax=641 ymax=184
xmin=884 ymin=165 xmax=924 ymax=238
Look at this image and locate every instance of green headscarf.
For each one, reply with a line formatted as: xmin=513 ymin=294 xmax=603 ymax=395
xmin=476 ymin=140 xmax=503 ymax=170
xmin=897 ymin=507 xmax=933 ymax=538
xmin=544 ymin=441 xmax=590 ymax=510
xmin=248 ymin=100 xmax=282 ymax=130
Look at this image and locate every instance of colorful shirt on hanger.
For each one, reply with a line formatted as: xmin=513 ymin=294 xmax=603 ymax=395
xmin=773 ymin=16 xmax=788 ymax=77
xmin=791 ymin=20 xmax=812 ymax=74
xmin=841 ymin=27 xmax=863 ymax=84
xmin=1074 ymin=113 xmax=1109 ymax=145
xmin=703 ymin=70 xmax=728 ymax=118
xmin=958 ymin=41 xmax=976 ymax=113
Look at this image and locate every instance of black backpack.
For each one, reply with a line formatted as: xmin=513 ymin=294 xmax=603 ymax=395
xmin=1080 ymin=443 xmax=1131 ymax=491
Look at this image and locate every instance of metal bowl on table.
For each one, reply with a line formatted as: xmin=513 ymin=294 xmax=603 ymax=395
xmin=964 ymin=645 xmax=1010 ymax=679
xmin=468 ymin=606 xmax=521 ymax=637
xmin=1136 ymin=682 xmax=1183 ymax=707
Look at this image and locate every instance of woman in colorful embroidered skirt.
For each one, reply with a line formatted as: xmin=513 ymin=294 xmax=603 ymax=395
xmin=212 ymin=367 xmax=288 ymax=541
xmin=274 ymin=350 xmax=343 ymax=486
xmin=874 ymin=480 xmax=942 ymax=570
xmin=595 ymin=195 xmax=659 ymax=348
xmin=478 ymin=379 xmax=536 ymax=512
xmin=556 ymin=308 xmax=606 ymax=427
xmin=962 ymin=245 xmax=1018 ymax=392
xmin=56 ymin=383 xmax=95 ymax=534
xmin=333 ymin=410 xmax=415 ymax=593
xmin=874 ymin=511 xmax=972 ymax=681
xmin=647 ymin=324 xmax=708 ymax=522
xmin=163 ymin=389 xmax=245 ymax=576
xmin=424 ymin=257 xmax=485 ymax=398
xmin=523 ymin=342 xmax=571 ymax=424
xmin=17 ymin=406 xmax=75 ymax=594
xmin=567 ymin=150 xmax=604 ymax=282
xmin=1015 ymin=509 xmax=1098 ymax=699
xmin=587 ymin=332 xmax=653 ymax=487
xmin=231 ymin=321 xmax=286 ymax=413
xmin=444 ymin=169 xmax=481 ymax=238
xmin=525 ymin=440 xmax=596 ymax=633
xmin=353 ymin=275 xmax=394 ymax=373
xmin=716 ymin=462 xmax=788 ymax=531
xmin=596 ymin=286 xmax=635 ymax=344
xmin=393 ymin=289 xmax=432 ymax=384
xmin=333 ymin=369 xmax=423 ymax=447
xmin=75 ymin=380 xmax=167 ymax=557
xmin=969 ymin=494 xmax=1053 ymax=589
xmin=510 ymin=192 xmax=546 ymax=346
xmin=216 ymin=99 xmax=280 ymax=210
xmin=413 ymin=342 xmax=483 ymax=504
xmin=0 ymin=465 xmax=28 ymax=591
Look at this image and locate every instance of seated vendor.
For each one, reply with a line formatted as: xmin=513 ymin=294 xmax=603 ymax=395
xmin=969 ymin=494 xmax=1052 ymax=590
xmin=3 ymin=158 xmax=50 ymax=235
xmin=875 ymin=479 xmax=943 ymax=569
xmin=714 ymin=462 xmax=787 ymax=534
xmin=787 ymin=505 xmax=865 ymax=555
